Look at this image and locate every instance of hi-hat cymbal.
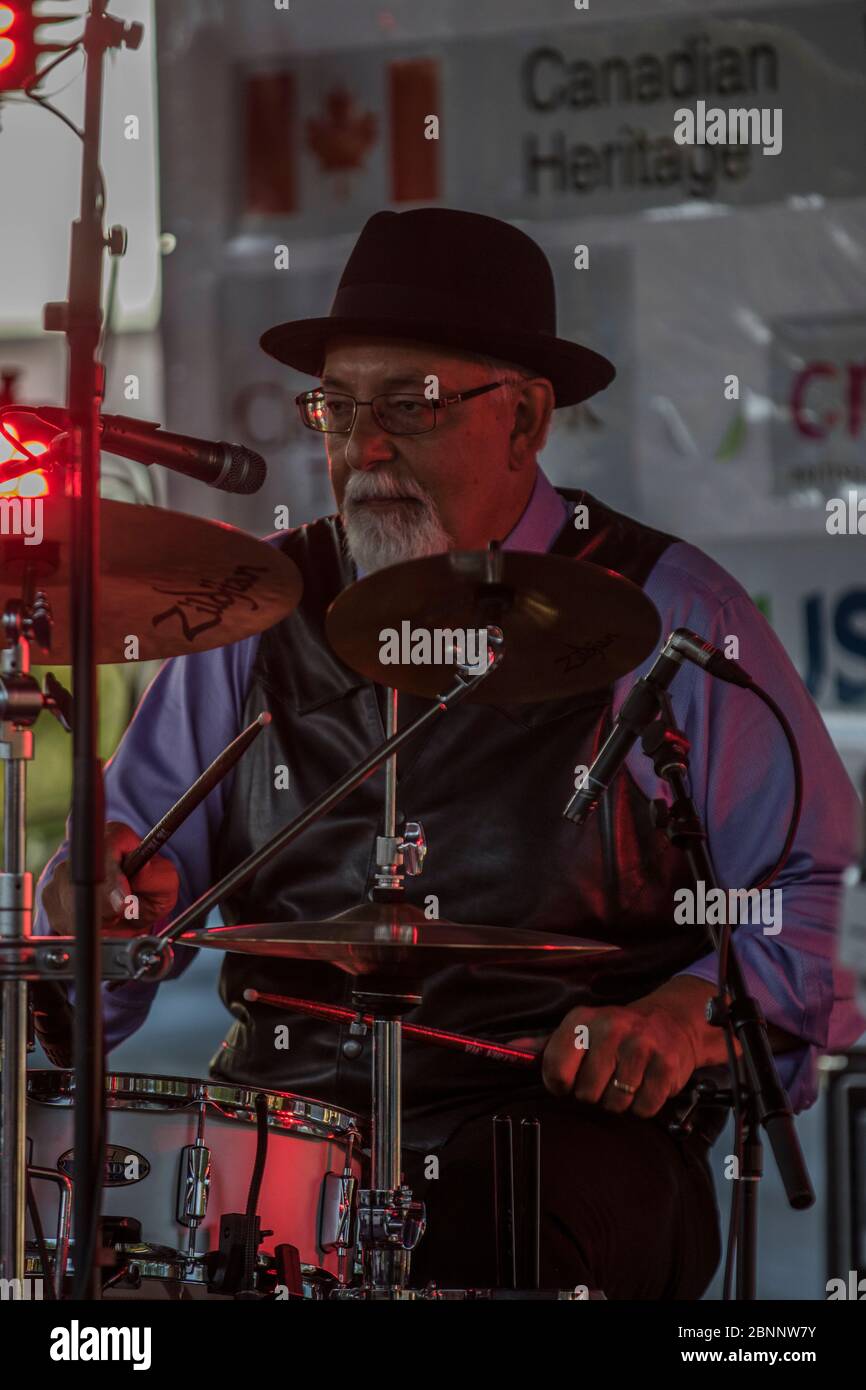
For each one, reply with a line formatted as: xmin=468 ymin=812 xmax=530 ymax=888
xmin=182 ymin=901 xmax=618 ymax=979
xmin=325 ymin=548 xmax=660 ymax=703
xmin=0 ymin=498 xmax=302 ymax=662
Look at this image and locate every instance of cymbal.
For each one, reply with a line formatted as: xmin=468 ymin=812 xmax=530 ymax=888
xmin=182 ymin=901 xmax=618 ymax=979
xmin=0 ymin=499 xmax=302 ymax=662
xmin=325 ymin=548 xmax=660 ymax=703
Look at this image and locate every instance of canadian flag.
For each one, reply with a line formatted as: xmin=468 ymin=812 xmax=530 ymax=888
xmin=243 ymin=57 xmax=441 ymax=214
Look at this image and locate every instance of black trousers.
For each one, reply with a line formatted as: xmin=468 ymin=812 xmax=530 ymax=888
xmin=399 ymin=1086 xmax=724 ymax=1299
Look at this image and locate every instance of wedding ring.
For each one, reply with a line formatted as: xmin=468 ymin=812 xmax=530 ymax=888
xmin=611 ymin=1077 xmax=637 ymax=1095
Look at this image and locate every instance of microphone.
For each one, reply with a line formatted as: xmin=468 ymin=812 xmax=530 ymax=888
xmin=666 ymin=629 xmax=753 ymax=689
xmin=563 ymin=628 xmax=754 ymax=826
xmin=6 ymin=409 xmax=267 ymax=495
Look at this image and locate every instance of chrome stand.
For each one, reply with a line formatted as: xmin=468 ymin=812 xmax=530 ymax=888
xmin=0 ymin=608 xmax=67 ymax=1281
xmin=354 ymin=688 xmax=426 ymax=1294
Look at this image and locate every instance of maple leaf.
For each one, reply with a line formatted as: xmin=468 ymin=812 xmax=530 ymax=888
xmin=306 ymin=87 xmax=378 ymax=173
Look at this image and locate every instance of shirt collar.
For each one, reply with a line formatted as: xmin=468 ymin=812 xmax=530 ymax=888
xmin=500 ymin=466 xmax=569 ymax=553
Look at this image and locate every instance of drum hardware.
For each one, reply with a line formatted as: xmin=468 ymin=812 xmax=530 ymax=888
xmin=493 ymin=1115 xmax=516 ymax=1288
xmin=517 ymin=1118 xmax=541 ymax=1290
xmin=324 ymin=545 xmax=662 ymax=704
xmin=25 ymin=1164 xmax=73 ymax=1299
xmin=25 ymin=1071 xmax=362 ymax=1297
xmin=492 ymin=1114 xmax=541 ymax=1291
xmin=175 ymin=1091 xmax=210 ymax=1259
xmin=341 ymin=1015 xmax=367 ymax=1061
xmin=420 ymin=1287 xmax=607 ymax=1301
xmin=1 ymin=600 xmax=72 ymax=1283
xmin=191 ymin=929 xmax=610 ymax=1299
xmin=319 ymin=1129 xmax=359 ymax=1285
xmin=664 ymin=1074 xmax=733 ymax=1140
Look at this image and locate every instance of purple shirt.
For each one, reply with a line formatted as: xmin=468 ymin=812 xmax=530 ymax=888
xmin=34 ymin=470 xmax=865 ymax=1108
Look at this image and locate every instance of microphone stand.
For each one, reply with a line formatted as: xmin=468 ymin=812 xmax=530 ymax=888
xmin=638 ymin=685 xmax=813 ymax=1299
xmin=41 ymin=0 xmax=143 ymax=1300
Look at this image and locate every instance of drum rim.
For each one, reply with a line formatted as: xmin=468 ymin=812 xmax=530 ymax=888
xmin=26 ymin=1070 xmax=362 ymax=1141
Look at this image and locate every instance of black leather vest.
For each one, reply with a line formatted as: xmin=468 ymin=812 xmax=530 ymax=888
xmin=208 ymin=489 xmax=714 ymax=1148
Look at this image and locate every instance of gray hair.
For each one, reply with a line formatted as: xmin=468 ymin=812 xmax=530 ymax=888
xmin=464 ymin=351 xmax=542 ymax=416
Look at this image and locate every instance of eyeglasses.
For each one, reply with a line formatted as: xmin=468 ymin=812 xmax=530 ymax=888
xmin=295 ymin=381 xmax=504 ymax=436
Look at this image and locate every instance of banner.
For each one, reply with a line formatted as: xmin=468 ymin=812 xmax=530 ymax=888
xmin=238 ymin=2 xmax=866 ymax=231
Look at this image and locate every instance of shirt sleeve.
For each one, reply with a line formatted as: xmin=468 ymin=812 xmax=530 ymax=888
xmin=615 ymin=542 xmax=866 ymax=1111
xmin=33 ymin=631 xmax=260 ymax=1051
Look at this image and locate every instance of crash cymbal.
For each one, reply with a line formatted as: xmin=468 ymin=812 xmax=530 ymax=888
xmin=0 ymin=498 xmax=302 ymax=662
xmin=325 ymin=548 xmax=660 ymax=703
xmin=182 ymin=900 xmax=618 ymax=979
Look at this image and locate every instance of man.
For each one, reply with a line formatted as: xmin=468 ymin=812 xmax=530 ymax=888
xmin=37 ymin=208 xmax=863 ymax=1298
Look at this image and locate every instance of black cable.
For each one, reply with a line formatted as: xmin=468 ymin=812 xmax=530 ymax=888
xmin=241 ymin=1093 xmax=270 ymax=1294
xmin=22 ymin=46 xmax=108 ymax=215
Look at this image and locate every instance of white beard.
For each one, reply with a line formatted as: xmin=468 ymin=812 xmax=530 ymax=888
xmin=340 ymin=471 xmax=453 ymax=574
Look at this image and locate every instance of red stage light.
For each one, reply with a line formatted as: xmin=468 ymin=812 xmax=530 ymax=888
xmin=0 ymin=2 xmax=36 ymax=92
xmin=0 ymin=421 xmax=50 ymax=496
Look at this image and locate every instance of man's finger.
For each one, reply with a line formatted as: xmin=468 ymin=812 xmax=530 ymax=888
xmin=598 ymin=1033 xmax=651 ymax=1113
xmin=541 ymin=1013 xmax=597 ymax=1096
xmin=631 ymin=1053 xmax=675 ymax=1119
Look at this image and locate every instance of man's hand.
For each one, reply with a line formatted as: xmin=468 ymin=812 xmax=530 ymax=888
xmin=41 ymin=820 xmax=180 ymax=940
xmin=510 ymin=975 xmax=800 ymax=1118
xmin=510 ymin=998 xmax=700 ymax=1118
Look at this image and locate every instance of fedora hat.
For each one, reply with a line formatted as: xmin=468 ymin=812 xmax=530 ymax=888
xmin=259 ymin=207 xmax=615 ymax=408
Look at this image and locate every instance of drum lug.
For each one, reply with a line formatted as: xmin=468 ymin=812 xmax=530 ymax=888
xmin=319 ymin=1169 xmax=358 ymax=1254
xmin=176 ymin=1143 xmax=211 ymax=1227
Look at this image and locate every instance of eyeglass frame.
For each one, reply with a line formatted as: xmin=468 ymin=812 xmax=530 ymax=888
xmin=295 ymin=380 xmax=506 ymax=436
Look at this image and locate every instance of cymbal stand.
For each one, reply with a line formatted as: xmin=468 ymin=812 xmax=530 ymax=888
xmin=0 ymin=598 xmax=71 ymax=1283
xmin=354 ymin=686 xmax=428 ymax=1293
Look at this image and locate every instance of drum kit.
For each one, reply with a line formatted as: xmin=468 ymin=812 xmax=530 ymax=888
xmin=0 ymin=0 xmax=812 ymax=1306
xmin=3 ymin=499 xmax=663 ymax=1300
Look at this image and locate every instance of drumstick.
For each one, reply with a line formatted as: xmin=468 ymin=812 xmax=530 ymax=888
xmin=121 ymin=712 xmax=271 ymax=880
xmin=243 ymin=987 xmax=538 ymax=1067
xmin=104 ymin=713 xmax=271 ymax=992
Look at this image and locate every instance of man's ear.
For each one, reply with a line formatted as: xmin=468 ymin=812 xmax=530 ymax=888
xmin=510 ymin=379 xmax=555 ymax=466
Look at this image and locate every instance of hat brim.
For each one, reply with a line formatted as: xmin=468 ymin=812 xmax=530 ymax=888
xmin=259 ymin=317 xmax=615 ymax=408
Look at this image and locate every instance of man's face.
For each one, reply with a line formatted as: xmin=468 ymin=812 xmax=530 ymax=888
xmin=320 ymin=336 xmax=545 ymax=573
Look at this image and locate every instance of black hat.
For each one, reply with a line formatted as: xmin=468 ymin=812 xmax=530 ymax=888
xmin=259 ymin=207 xmax=615 ymax=408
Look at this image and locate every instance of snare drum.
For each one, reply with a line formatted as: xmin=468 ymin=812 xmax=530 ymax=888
xmin=25 ymin=1071 xmax=363 ymax=1295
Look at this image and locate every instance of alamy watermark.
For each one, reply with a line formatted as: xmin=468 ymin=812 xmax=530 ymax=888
xmin=378 ymin=623 xmax=488 ymax=671
xmin=674 ymin=101 xmax=782 ymax=156
xmin=674 ymin=881 xmax=782 ymax=935
xmin=825 ymin=490 xmax=866 ymax=535
xmin=0 ymin=495 xmax=43 ymax=545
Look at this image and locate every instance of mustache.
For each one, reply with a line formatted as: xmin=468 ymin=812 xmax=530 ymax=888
xmin=343 ymin=471 xmax=431 ymax=506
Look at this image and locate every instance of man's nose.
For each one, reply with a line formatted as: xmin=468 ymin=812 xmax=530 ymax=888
xmin=345 ymin=402 xmax=397 ymax=471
